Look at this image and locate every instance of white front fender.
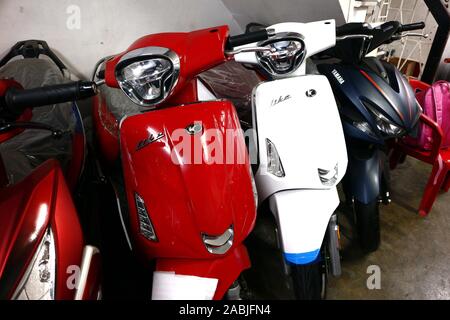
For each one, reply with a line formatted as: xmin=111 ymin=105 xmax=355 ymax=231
xmin=269 ymin=188 xmax=339 ymax=264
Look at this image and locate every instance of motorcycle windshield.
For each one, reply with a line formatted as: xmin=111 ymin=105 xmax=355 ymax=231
xmin=119 ymin=100 xmax=256 ymax=259
xmin=0 ymin=59 xmax=79 ymax=184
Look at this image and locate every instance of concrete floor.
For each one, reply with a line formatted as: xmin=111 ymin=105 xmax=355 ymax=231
xmin=244 ymin=156 xmax=450 ymax=300
xmin=327 ymin=157 xmax=450 ymax=300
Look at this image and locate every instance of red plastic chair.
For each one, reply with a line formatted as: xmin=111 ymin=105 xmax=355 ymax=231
xmin=390 ymin=79 xmax=450 ymax=217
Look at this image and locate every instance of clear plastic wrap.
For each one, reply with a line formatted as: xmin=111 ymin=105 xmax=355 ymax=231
xmin=99 ymin=59 xmax=320 ymax=130
xmin=96 ymin=60 xmax=263 ymax=127
xmin=99 ymin=85 xmax=145 ymax=121
xmin=199 ymin=61 xmax=262 ymax=129
xmin=0 ymin=58 xmax=77 ymax=184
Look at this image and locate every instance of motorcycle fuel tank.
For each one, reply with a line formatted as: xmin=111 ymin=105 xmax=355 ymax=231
xmin=119 ymin=101 xmax=256 ymax=260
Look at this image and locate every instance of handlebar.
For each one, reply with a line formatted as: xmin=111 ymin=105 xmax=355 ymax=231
xmin=332 ymin=20 xmax=425 ymax=61
xmin=226 ymin=29 xmax=272 ymax=49
xmin=398 ymin=22 xmax=425 ymax=32
xmin=335 ymin=21 xmax=425 ymax=38
xmin=2 ymin=81 xmax=97 ymax=118
xmin=336 ymin=22 xmax=371 ymax=37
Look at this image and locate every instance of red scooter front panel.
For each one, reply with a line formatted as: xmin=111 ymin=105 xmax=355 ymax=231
xmin=119 ymin=101 xmax=256 ymax=260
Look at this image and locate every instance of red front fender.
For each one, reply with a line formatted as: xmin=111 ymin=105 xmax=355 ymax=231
xmin=155 ymin=244 xmax=250 ymax=300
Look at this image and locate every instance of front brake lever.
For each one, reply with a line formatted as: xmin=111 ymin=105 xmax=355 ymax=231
xmin=402 ymin=33 xmax=429 ymax=38
xmin=0 ymin=121 xmax=66 ymax=139
xmin=389 ymin=33 xmax=429 ymax=43
xmin=225 ymin=46 xmax=275 ymax=56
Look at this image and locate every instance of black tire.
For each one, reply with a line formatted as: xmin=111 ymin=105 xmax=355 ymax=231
xmin=354 ymin=200 xmax=380 ymax=253
xmin=291 ymin=262 xmax=326 ymax=300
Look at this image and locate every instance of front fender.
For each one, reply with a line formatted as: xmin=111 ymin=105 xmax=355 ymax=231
xmin=343 ymin=147 xmax=383 ymax=204
xmin=269 ymin=188 xmax=339 ymax=264
xmin=153 ymin=244 xmax=250 ymax=300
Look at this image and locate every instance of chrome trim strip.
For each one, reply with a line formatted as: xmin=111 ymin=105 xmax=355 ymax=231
xmin=225 ymin=46 xmax=274 ymax=56
xmin=110 ymin=180 xmax=133 ymax=251
xmin=203 ymin=228 xmax=234 ymax=246
xmin=336 ymin=34 xmax=373 ymax=41
xmin=202 ymin=226 xmax=234 ymax=255
xmin=74 ymin=245 xmax=100 ymax=300
xmin=92 ymin=55 xmax=114 ymax=81
xmin=206 ymin=240 xmax=233 ymax=255
xmin=318 ymin=164 xmax=339 ymax=186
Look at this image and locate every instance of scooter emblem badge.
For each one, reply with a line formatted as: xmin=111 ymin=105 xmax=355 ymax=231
xmin=306 ymin=89 xmax=317 ymax=97
xmin=136 ymin=132 xmax=164 ymax=151
xmin=271 ymin=95 xmax=291 ymax=106
xmin=186 ymin=123 xmax=203 ymax=135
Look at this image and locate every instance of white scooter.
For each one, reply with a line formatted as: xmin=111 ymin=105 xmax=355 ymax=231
xmin=227 ymin=20 xmax=348 ymax=299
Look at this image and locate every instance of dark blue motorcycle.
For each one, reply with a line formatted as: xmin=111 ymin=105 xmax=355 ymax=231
xmin=316 ymin=21 xmax=425 ymax=252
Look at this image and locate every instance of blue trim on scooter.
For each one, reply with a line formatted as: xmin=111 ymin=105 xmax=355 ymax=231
xmin=284 ymin=249 xmax=320 ymax=265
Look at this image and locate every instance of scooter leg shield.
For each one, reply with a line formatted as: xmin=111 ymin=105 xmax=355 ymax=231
xmin=269 ymin=188 xmax=339 ymax=265
xmin=152 ymin=244 xmax=250 ymax=300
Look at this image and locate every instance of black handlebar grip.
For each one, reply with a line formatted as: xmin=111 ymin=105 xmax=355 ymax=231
xmin=4 ymin=81 xmax=97 ymax=112
xmin=398 ymin=22 xmax=425 ymax=32
xmin=226 ymin=29 xmax=269 ymax=49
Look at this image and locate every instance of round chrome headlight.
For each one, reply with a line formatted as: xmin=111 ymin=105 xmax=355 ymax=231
xmin=257 ymin=32 xmax=306 ymax=76
xmin=115 ymin=47 xmax=180 ymax=107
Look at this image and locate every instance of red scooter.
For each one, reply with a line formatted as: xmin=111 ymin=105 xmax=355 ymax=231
xmin=91 ymin=26 xmax=271 ymax=299
xmin=0 ymin=41 xmax=101 ymax=300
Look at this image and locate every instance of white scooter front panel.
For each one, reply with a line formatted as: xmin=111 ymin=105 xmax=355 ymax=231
xmin=253 ymin=75 xmax=347 ymax=202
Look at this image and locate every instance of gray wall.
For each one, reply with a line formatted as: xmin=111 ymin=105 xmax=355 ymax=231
xmin=0 ymin=0 xmax=348 ymax=79
xmin=221 ymin=0 xmax=346 ymax=28
xmin=0 ymin=0 xmax=242 ymax=79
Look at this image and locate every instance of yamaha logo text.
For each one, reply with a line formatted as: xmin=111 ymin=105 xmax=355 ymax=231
xmin=332 ymin=69 xmax=345 ymax=84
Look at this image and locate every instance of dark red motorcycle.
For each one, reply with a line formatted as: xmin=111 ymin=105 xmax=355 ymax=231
xmin=0 ymin=41 xmax=101 ymax=300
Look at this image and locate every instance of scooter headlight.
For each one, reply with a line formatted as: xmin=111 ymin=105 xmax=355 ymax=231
xmin=353 ymin=120 xmax=377 ymax=138
xmin=12 ymin=229 xmax=56 ymax=300
xmin=266 ymin=139 xmax=285 ymax=177
xmin=115 ymin=47 xmax=180 ymax=107
xmin=375 ymin=117 xmax=404 ymax=136
xmin=365 ymin=103 xmax=404 ymax=137
xmin=257 ymin=32 xmax=306 ymax=76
